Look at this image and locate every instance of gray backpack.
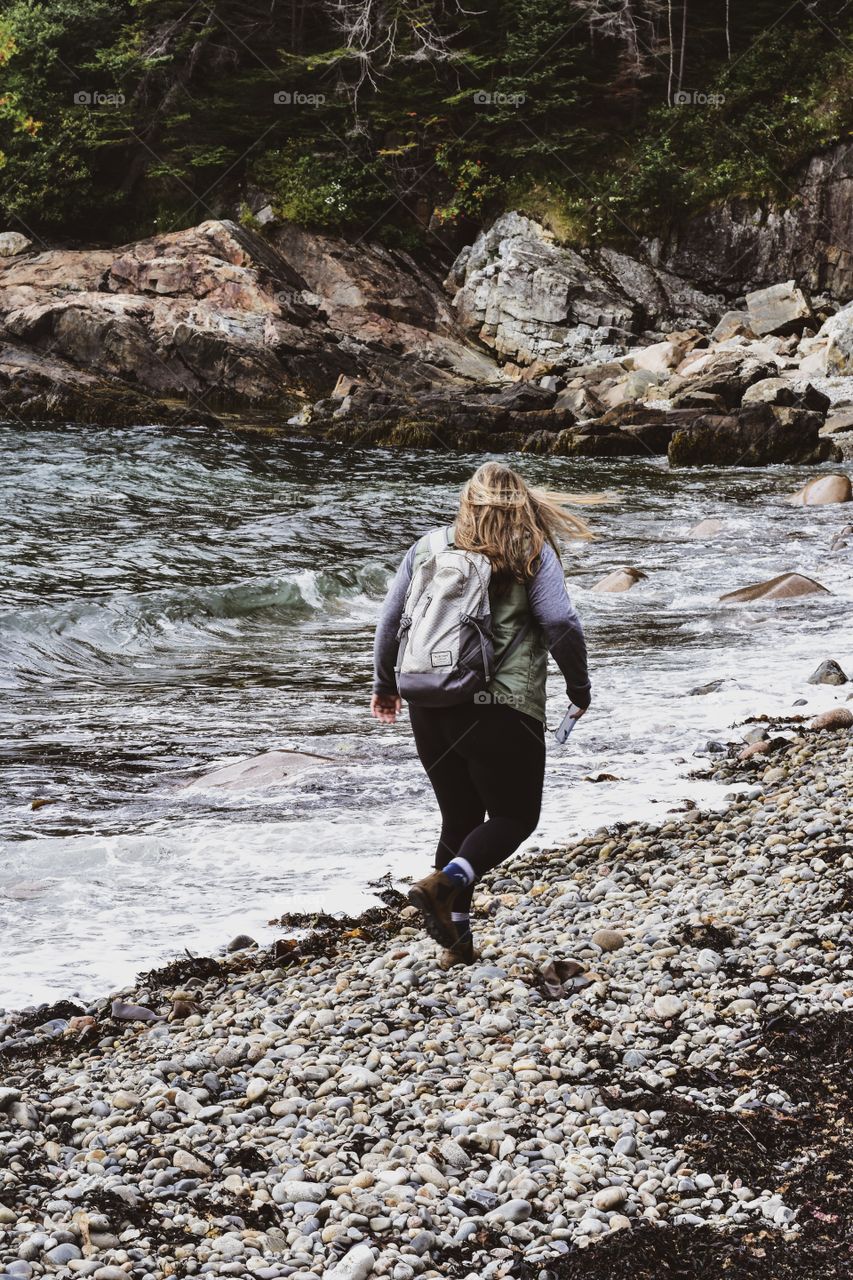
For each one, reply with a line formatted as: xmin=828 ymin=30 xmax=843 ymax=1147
xmin=395 ymin=527 xmax=529 ymax=706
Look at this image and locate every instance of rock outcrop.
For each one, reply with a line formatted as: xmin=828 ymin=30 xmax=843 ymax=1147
xmin=445 ymin=212 xmax=721 ymax=368
xmin=0 ymin=340 xmax=218 ymax=428
xmin=310 ymin=338 xmax=843 ymax=465
xmin=270 ymin=224 xmax=497 ymax=386
xmin=0 ymin=219 xmax=499 ymax=425
xmin=652 ymin=142 xmax=853 ymax=301
xmin=668 ymin=402 xmax=836 ymax=468
xmin=3 ymin=146 xmax=853 ymax=474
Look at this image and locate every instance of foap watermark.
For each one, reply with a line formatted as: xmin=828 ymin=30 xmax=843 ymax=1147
xmin=273 ymin=90 xmax=325 ymax=107
xmin=672 ymin=90 xmax=725 ymax=107
xmin=473 ymin=691 xmax=524 ymax=707
xmin=473 ymin=89 xmax=526 ymax=108
xmin=73 ymin=90 xmax=125 ymax=107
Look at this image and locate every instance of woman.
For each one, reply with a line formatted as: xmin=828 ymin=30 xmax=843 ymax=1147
xmin=371 ymin=462 xmax=593 ymax=966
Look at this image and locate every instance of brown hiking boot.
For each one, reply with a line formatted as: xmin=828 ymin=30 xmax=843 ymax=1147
xmin=438 ymin=932 xmax=478 ymax=969
xmin=407 ymin=870 xmax=458 ymax=948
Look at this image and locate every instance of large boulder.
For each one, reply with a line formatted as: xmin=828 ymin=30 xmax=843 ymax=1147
xmin=745 ymin=281 xmax=812 ymax=336
xmin=810 ymin=707 xmax=853 ymax=730
xmin=817 ymin=301 xmax=853 ymax=374
xmin=668 ymin=352 xmax=777 ymax=409
xmin=720 ymin=573 xmax=830 ymax=602
xmin=742 ymin=377 xmax=830 ymax=413
xmin=548 ymin=429 xmax=649 ymax=458
xmin=711 ymin=311 xmax=756 ymax=342
xmin=554 ymin=382 xmax=606 ymax=419
xmin=789 ymin=474 xmax=852 ymax=505
xmin=668 ymin=402 xmax=840 ymax=467
xmin=807 ymin=659 xmax=848 ymax=685
xmin=600 ymin=368 xmax=662 ymax=407
xmin=0 ymin=231 xmax=32 ymax=257
xmin=630 ymin=340 xmax=685 ymax=374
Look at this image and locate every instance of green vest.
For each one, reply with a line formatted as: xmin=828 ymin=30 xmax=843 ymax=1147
xmin=412 ymin=526 xmax=549 ymax=723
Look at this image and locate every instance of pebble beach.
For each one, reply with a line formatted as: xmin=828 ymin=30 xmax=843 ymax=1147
xmin=1 ymin=714 xmax=851 ymax=1280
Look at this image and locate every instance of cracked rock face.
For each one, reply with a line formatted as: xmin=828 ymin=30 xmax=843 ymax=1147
xmin=652 ymin=141 xmax=853 ymax=300
xmin=0 ymin=219 xmax=500 ymax=425
xmin=445 ymin=212 xmax=721 ymax=368
xmin=0 ymin=220 xmax=340 ymax=415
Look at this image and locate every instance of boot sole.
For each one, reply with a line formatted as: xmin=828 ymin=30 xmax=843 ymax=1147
xmin=439 ymin=945 xmax=478 ymax=969
xmin=407 ymin=886 xmax=456 ymax=948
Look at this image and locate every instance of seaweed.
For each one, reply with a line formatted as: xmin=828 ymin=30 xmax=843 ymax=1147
xmin=138 ymin=952 xmax=223 ymax=987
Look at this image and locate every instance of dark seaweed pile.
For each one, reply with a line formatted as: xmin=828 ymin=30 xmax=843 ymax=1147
xmin=443 ymin=1011 xmax=853 ymax=1280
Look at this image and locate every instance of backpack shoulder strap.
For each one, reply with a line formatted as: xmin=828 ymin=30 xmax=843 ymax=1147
xmin=427 ymin=526 xmax=451 ymax=556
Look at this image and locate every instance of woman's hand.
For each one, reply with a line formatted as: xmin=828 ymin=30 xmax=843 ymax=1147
xmin=371 ymin=692 xmax=402 ymax=724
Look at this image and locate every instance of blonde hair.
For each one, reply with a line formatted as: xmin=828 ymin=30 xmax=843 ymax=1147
xmin=454 ymin=462 xmax=604 ymax=584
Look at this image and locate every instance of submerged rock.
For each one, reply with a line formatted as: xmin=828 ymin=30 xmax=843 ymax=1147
xmin=688 ymin=517 xmax=725 ymax=539
xmin=185 ymin=749 xmax=334 ymax=791
xmin=807 ymin=659 xmax=848 ymax=686
xmin=590 ymin=567 xmax=647 ymax=593
xmin=721 ymin=573 xmax=831 ymax=602
xmin=789 ymin=474 xmax=852 ymax=505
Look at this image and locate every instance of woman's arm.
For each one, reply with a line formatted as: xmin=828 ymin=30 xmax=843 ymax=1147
xmin=527 ymin=542 xmax=591 ymax=710
xmin=372 ymin=542 xmax=418 ymax=695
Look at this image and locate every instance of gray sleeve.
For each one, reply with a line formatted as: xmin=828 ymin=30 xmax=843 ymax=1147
xmin=372 ymin=542 xmax=418 ymax=695
xmin=527 ymin=542 xmax=591 ymax=709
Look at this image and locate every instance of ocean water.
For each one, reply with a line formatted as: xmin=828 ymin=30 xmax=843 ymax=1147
xmin=2 ymin=422 xmax=851 ymax=1009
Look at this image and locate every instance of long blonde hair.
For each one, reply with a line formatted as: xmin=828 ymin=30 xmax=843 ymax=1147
xmin=454 ymin=462 xmax=602 ymax=583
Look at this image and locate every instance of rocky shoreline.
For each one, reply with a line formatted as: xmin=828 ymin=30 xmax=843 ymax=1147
xmin=3 ymin=205 xmax=853 ymax=469
xmin=1 ymin=713 xmax=850 ymax=1280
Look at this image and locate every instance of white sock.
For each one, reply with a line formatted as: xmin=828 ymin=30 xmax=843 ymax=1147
xmin=451 ymin=911 xmax=470 ymax=923
xmin=442 ymin=856 xmax=476 ymax=886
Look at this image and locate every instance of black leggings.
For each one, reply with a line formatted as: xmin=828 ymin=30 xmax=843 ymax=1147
xmin=409 ymin=702 xmax=546 ymax=913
